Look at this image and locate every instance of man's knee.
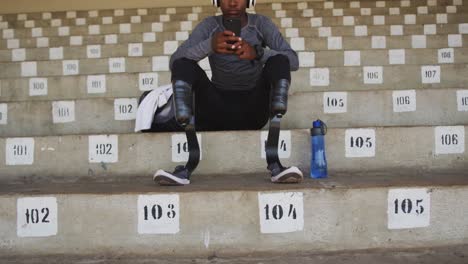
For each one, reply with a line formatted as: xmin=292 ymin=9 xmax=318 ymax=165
xmin=266 ymin=54 xmax=290 ymax=67
xmin=172 ymin=58 xmax=198 ymax=71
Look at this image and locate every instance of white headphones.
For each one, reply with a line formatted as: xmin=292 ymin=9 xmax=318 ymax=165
xmin=212 ymin=0 xmax=256 ymax=8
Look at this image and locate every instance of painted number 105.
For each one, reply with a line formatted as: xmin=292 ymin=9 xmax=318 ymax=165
xmin=350 ymin=136 xmax=372 ymax=148
xmin=394 ymin=198 xmax=424 ymax=215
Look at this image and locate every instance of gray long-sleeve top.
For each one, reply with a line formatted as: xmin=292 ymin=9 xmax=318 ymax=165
xmin=169 ymin=13 xmax=299 ymax=91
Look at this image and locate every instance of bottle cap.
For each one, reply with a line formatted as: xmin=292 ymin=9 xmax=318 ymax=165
xmin=310 ymin=119 xmax=327 ymax=136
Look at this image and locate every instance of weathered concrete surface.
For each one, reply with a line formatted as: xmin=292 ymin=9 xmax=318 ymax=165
xmin=1 ymin=88 xmax=468 ymax=137
xmin=0 ymin=127 xmax=467 ymax=182
xmin=2 ymin=244 xmax=468 ymax=264
xmin=0 ymin=173 xmax=467 ymax=257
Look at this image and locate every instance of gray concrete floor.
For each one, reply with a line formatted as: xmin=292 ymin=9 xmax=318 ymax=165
xmin=3 ymin=244 xmax=467 ymax=264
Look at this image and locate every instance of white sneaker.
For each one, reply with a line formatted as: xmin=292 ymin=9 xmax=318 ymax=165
xmin=271 ymin=166 xmax=303 ymax=183
xmin=153 ymin=169 xmax=190 ymax=186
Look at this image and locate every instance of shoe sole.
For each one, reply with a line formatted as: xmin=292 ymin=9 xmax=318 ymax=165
xmin=153 ymin=170 xmax=190 ymax=186
xmin=271 ymin=167 xmax=303 ymax=184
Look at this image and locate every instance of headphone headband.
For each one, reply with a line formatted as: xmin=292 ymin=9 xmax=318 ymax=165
xmin=212 ymin=0 xmax=255 ymax=8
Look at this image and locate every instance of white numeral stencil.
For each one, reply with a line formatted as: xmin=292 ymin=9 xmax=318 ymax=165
xmin=261 ymin=130 xmax=291 ymax=159
xmin=258 ymin=192 xmax=304 ymax=234
xmin=49 ymin=47 xmax=63 ymax=60
xmin=176 ymin=31 xmax=189 ymax=41
xmin=0 ymin=103 xmax=7 ymax=125
xmin=109 ymin=58 xmax=126 ymax=73
xmin=389 ymin=49 xmax=406 ymax=65
xmin=438 ymin=48 xmax=454 ymax=64
xmin=457 ymin=90 xmax=468 ymax=111
xmin=310 ymin=68 xmax=330 ymax=86
xmin=298 ymin=52 xmax=315 ymax=67
xmin=152 ymin=56 xmax=170 ymax=72
xmin=88 ymin=135 xmax=118 ymax=163
xmin=324 ymin=92 xmax=347 ymax=113
xmin=344 ymin=50 xmax=361 ymax=66
xmin=89 ymin=25 xmax=100 ymax=35
xmin=87 ymin=75 xmax=106 ymax=94
xmin=21 ymin=62 xmax=37 ymax=77
xmin=345 ymin=129 xmax=376 ymax=157
xmin=58 ymin=27 xmax=69 ymax=36
xmin=114 ymin=98 xmax=138 ymax=120
xmin=180 ymin=21 xmax=193 ymax=31
xmin=143 ymin=32 xmax=156 ymax=43
xmin=69 ymin=36 xmax=82 ymax=46
xmin=52 ymin=101 xmax=75 ymax=123
xmin=105 ymin=34 xmax=118 ymax=45
xmin=363 ymin=66 xmax=383 ymax=84
xmin=87 ymin=45 xmax=101 ymax=59
xmin=6 ymin=138 xmax=34 ymax=165
xmin=139 ymin=72 xmax=159 ymax=91
xmin=102 ymin=17 xmax=113 ymax=25
xmin=62 ymin=60 xmax=79 ymax=76
xmin=5 ymin=39 xmax=18 ymax=51
xmin=17 ymin=197 xmax=58 ymax=237
xmin=435 ymin=126 xmax=465 ymax=154
xmin=138 ymin=194 xmax=180 ymax=234
xmin=392 ymin=90 xmax=416 ymax=112
xmin=128 ymin=43 xmax=143 ymax=57
xmin=119 ymin=24 xmax=131 ymax=34
xmin=388 ymin=189 xmax=430 ymax=229
xmin=164 ymin=41 xmax=178 ymax=55
xmin=421 ymin=66 xmax=441 ymax=84
xmin=12 ymin=49 xmax=26 ymax=62
xmin=355 ymin=25 xmax=368 ymax=36
xmin=290 ymin=38 xmax=305 ymax=51
xmin=29 ymin=78 xmax=48 ymax=96
xmin=172 ymin=134 xmax=202 ymax=162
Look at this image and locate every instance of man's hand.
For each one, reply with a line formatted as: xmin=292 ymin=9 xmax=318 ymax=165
xmin=234 ymin=40 xmax=256 ymax=60
xmin=212 ymin=30 xmax=242 ymax=54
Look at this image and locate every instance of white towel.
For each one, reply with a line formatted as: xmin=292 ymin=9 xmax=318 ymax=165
xmin=134 ymin=84 xmax=173 ymax=132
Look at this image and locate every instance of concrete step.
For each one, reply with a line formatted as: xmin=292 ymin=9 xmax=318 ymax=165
xmin=0 ymin=0 xmax=462 ymax=22
xmin=0 ymin=172 xmax=467 ymax=257
xmin=2 ymin=26 xmax=467 ymax=51
xmin=1 ymin=40 xmax=467 ymax=65
xmin=1 ymin=88 xmax=468 ymax=137
xmin=3 ymin=244 xmax=468 ymax=264
xmin=0 ymin=62 xmax=466 ymax=91
xmin=0 ymin=64 xmax=466 ymax=103
xmin=0 ymin=126 xmax=466 ymax=182
xmin=2 ymin=5 xmax=468 ymax=30
xmin=2 ymin=12 xmax=467 ymax=38
xmin=2 ymin=23 xmax=468 ymax=44
xmin=2 ymin=29 xmax=466 ymax=51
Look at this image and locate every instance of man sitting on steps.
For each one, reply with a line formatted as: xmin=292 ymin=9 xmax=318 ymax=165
xmin=152 ymin=0 xmax=303 ymax=185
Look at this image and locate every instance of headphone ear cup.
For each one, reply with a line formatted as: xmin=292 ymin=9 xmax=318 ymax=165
xmin=250 ymin=0 xmax=255 ymax=7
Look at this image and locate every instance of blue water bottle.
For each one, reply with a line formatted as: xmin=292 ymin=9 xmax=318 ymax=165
xmin=310 ymin=120 xmax=327 ymax=178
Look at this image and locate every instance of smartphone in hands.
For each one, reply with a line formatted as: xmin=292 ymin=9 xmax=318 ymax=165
xmin=223 ymin=17 xmax=241 ymax=40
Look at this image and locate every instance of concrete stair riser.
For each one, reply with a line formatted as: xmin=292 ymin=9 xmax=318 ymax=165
xmin=1 ymin=88 xmax=468 ymax=137
xmin=0 ymin=126 xmax=466 ymax=182
xmin=0 ymin=177 xmax=467 ymax=256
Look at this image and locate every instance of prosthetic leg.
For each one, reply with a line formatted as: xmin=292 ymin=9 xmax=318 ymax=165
xmin=153 ymin=80 xmax=200 ymax=186
xmin=266 ymin=79 xmax=303 ymax=183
